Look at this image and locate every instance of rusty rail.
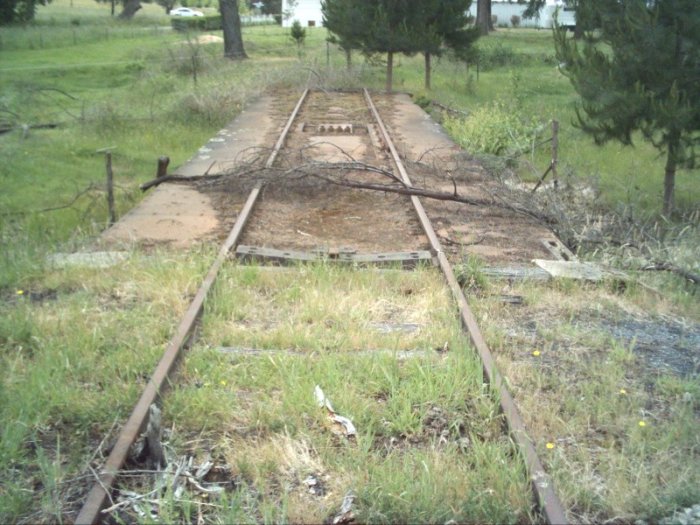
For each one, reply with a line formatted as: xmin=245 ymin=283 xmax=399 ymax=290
xmin=363 ymin=88 xmax=568 ymax=525
xmin=75 ymin=89 xmax=309 ymax=525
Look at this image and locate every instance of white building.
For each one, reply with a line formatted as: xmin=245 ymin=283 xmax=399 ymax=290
xmin=281 ymin=0 xmax=575 ymax=29
xmin=281 ymin=0 xmax=324 ymax=28
xmin=468 ymin=0 xmax=576 ymax=29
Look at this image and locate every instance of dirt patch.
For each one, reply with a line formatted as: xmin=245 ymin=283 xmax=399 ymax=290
xmin=593 ymin=316 xmax=700 ymax=377
xmin=499 ymin=296 xmax=700 ymax=378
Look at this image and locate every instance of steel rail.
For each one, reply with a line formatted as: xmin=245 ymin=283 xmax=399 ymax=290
xmin=75 ymin=88 xmax=310 ymax=525
xmin=363 ymin=88 xmax=568 ymax=525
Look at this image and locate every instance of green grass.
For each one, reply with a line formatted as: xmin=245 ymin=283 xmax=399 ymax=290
xmin=158 ymin=264 xmax=533 ymax=524
xmin=0 ymin=249 xmax=214 ymax=522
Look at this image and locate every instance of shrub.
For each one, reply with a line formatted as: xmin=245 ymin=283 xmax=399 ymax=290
xmin=510 ymin=15 xmax=521 ymax=28
xmin=290 ymin=20 xmax=306 ymax=47
xmin=475 ymin=42 xmax=519 ymax=70
xmin=443 ymin=101 xmax=539 ymax=156
xmin=171 ymin=14 xmax=222 ymax=31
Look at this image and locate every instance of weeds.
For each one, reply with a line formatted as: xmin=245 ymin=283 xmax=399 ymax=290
xmin=472 ymin=278 xmax=700 ymax=523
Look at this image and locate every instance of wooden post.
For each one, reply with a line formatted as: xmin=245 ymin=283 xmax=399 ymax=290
xmin=157 ymin=156 xmax=170 ymax=179
xmin=105 ymin=152 xmax=116 ymax=225
xmin=326 ymin=40 xmax=330 ymax=68
xmin=551 ymin=119 xmax=559 ymax=189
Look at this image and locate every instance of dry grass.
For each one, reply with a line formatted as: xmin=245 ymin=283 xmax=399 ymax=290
xmin=471 ymin=277 xmax=700 ymax=523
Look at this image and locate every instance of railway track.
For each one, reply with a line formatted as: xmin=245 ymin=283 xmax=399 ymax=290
xmin=75 ymin=89 xmax=567 ymax=524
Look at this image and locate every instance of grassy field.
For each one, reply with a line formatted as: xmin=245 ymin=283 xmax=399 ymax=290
xmin=1 ymin=1 xmax=698 ymax=523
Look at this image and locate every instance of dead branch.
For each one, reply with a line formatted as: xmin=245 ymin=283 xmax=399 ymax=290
xmin=0 ymin=122 xmax=62 ymax=135
xmin=438 ymin=233 xmax=484 ymax=247
xmin=140 ymin=173 xmax=223 ymax=191
xmin=293 ymin=167 xmax=554 ymax=223
xmin=428 ymin=100 xmax=470 ymax=117
xmin=1 ymin=183 xmax=105 ymax=216
xmin=31 ymin=87 xmax=80 ymax=101
xmin=642 ymin=262 xmax=700 ymax=285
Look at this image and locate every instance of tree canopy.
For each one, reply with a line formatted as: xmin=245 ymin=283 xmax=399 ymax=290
xmin=322 ymin=0 xmax=478 ymax=92
xmin=410 ymin=0 xmax=479 ymax=89
xmin=1 ymin=0 xmax=51 ymax=24
xmin=554 ymin=0 xmax=700 ymax=215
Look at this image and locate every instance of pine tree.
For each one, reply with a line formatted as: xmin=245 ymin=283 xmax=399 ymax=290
xmin=360 ymin=0 xmax=417 ymax=93
xmin=323 ymin=0 xmax=417 ymax=92
xmin=321 ymin=0 xmax=367 ymax=69
xmin=410 ymin=0 xmax=479 ymax=90
xmin=555 ymin=0 xmax=700 ymax=215
xmin=290 ymin=19 xmax=306 ymax=58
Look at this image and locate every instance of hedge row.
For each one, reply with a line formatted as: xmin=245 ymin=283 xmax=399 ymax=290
xmin=171 ymin=15 xmax=222 ymax=31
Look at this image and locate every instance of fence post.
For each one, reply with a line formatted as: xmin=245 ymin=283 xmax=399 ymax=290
xmin=157 ymin=156 xmax=170 ymax=180
xmin=97 ymin=146 xmax=117 ymax=225
xmin=551 ymin=119 xmax=559 ymax=189
xmin=105 ymin=152 xmax=116 ymax=225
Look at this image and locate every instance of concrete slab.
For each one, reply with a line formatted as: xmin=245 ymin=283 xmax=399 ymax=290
xmin=100 ymin=96 xmax=279 ymax=249
xmin=173 ymin=96 xmax=276 ymax=177
xmin=534 ymin=259 xmax=605 ymax=281
xmin=100 ymin=184 xmax=219 ymax=248
xmin=308 ymin=136 xmax=367 ymax=163
xmin=391 ymin=93 xmax=461 ymax=164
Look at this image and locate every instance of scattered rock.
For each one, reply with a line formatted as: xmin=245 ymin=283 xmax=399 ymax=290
xmin=659 ymin=504 xmax=700 ymax=525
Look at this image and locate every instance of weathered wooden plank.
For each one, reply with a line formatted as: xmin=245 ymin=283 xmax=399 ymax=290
xmin=235 ymin=245 xmax=433 ymax=267
xmin=215 ymin=346 xmax=440 ymax=360
xmin=482 ymin=266 xmax=552 ymax=281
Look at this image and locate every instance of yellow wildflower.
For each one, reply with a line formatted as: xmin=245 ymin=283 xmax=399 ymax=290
xmin=619 ymin=388 xmax=627 ymax=395
xmin=546 ymin=442 xmax=555 ymax=450
xmin=638 ymin=421 xmax=647 ymax=427
xmin=16 ymin=290 xmax=24 ymax=295
xmin=532 ymin=350 xmax=541 ymax=357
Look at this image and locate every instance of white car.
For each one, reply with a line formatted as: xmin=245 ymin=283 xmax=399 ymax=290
xmin=169 ymin=7 xmax=204 ymax=16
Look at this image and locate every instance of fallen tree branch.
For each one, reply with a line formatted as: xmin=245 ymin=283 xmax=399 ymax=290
xmin=0 ymin=122 xmax=62 ymax=135
xmin=642 ymin=262 xmax=700 ymax=285
xmin=294 ymin=168 xmax=555 ymax=223
xmin=1 ymin=183 xmax=104 ymax=216
xmin=140 ymin=173 xmax=223 ymax=191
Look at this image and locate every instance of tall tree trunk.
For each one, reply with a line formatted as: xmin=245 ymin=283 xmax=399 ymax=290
xmin=220 ymin=0 xmax=247 ymax=59
xmin=345 ymin=48 xmax=352 ymax=70
xmin=386 ymin=51 xmax=394 ymax=93
xmin=118 ymin=0 xmax=142 ymax=19
xmin=476 ymin=0 xmax=491 ymax=35
xmin=424 ymin=52 xmax=431 ymax=90
xmin=663 ymin=134 xmax=679 ymax=216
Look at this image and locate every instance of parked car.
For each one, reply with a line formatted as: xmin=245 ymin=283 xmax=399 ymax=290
xmin=169 ymin=7 xmax=204 ymax=16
